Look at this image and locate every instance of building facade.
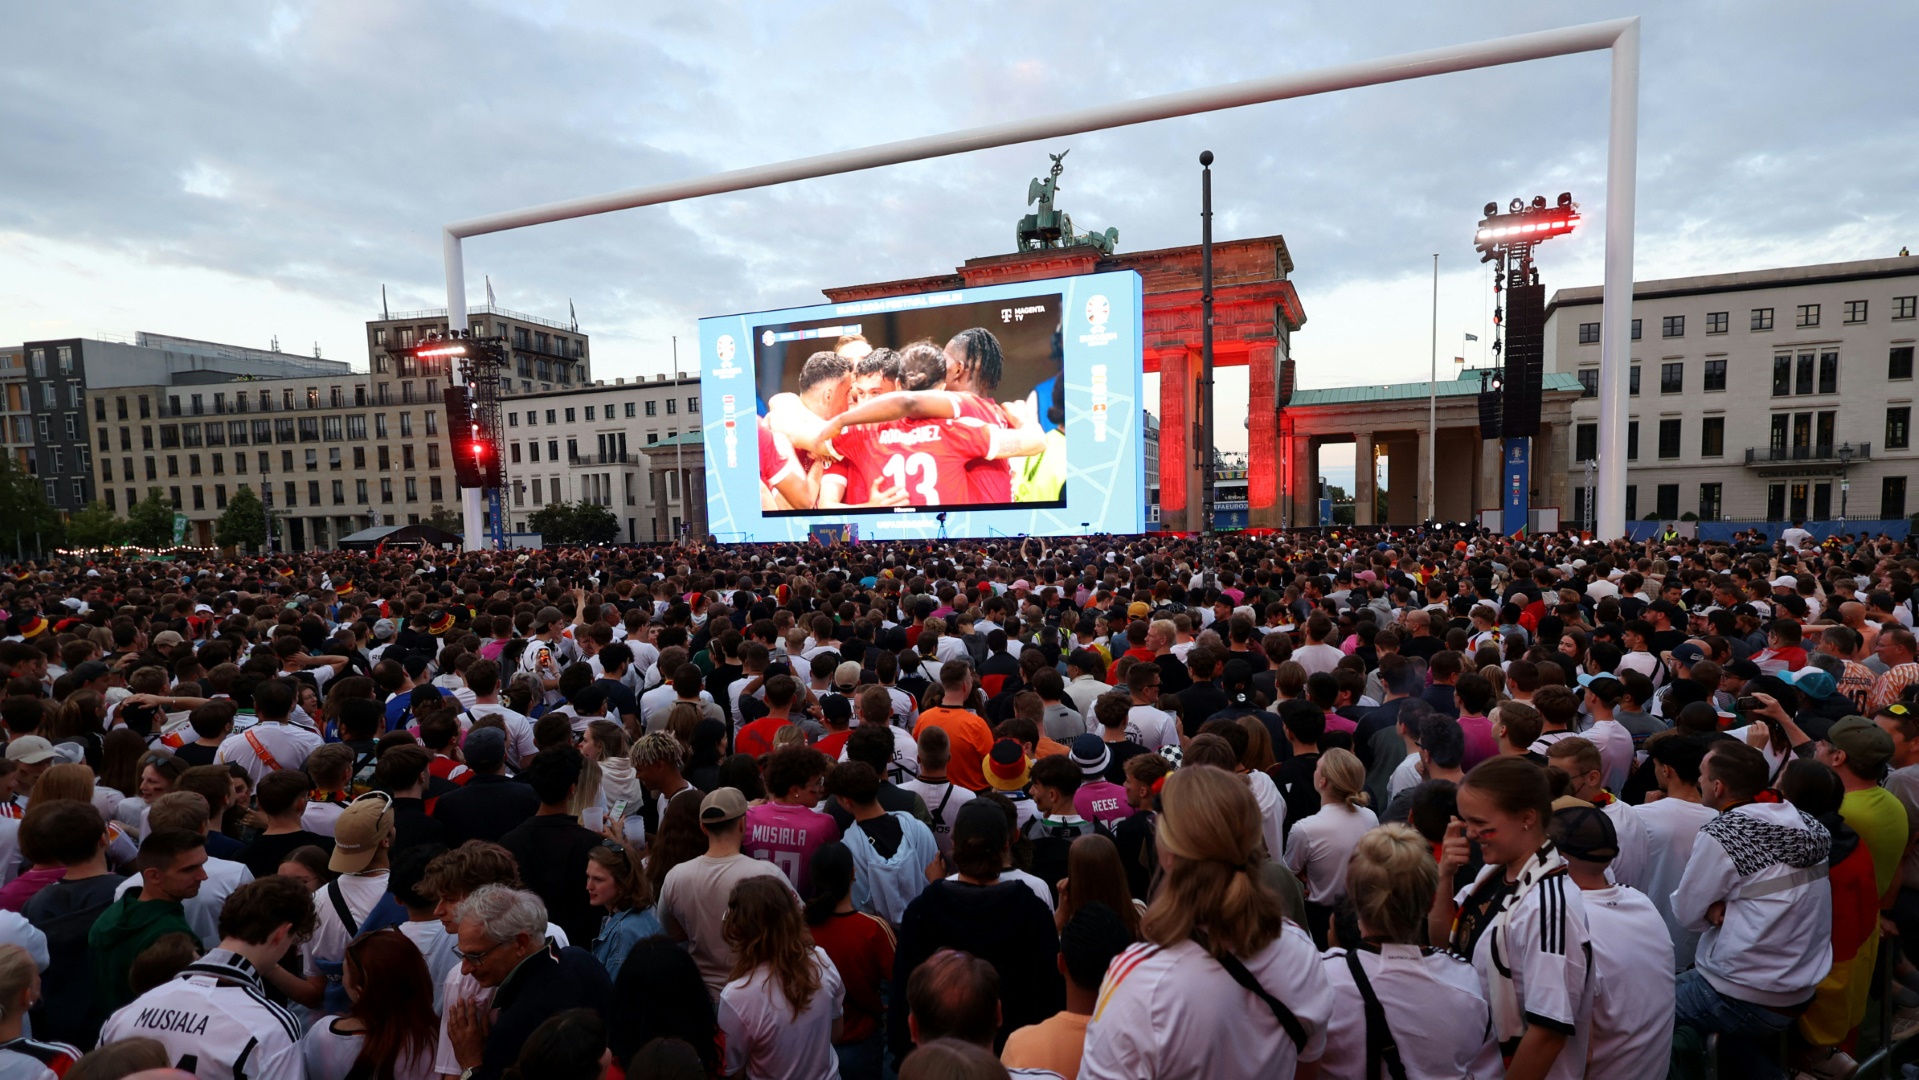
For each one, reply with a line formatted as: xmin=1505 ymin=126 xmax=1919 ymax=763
xmin=497 ymin=374 xmax=702 ymax=543
xmin=1546 ymin=256 xmax=1918 ymax=525
xmin=22 ymin=333 xmax=352 ymax=518
xmin=0 ymin=348 xmax=33 ymax=472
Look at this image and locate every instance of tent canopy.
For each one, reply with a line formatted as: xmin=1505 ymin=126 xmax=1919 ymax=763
xmin=335 ymin=524 xmax=463 ymax=550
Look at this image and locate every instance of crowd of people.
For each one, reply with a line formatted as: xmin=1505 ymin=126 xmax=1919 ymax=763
xmin=0 ymin=522 xmax=1910 ymax=1079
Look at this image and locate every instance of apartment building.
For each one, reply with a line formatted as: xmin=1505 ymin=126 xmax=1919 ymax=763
xmin=0 ymin=349 xmax=33 ymax=472
xmin=1546 ymin=256 xmax=1918 ymax=524
xmin=498 ymin=374 xmax=701 ymax=543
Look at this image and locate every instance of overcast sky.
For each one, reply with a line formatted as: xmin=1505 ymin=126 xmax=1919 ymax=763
xmin=4 ymin=2 xmax=1915 ymax=491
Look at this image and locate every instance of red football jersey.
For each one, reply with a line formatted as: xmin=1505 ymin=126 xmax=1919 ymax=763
xmin=758 ymin=419 xmax=802 ymax=489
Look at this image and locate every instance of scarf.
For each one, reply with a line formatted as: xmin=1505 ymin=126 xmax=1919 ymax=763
xmin=1482 ymin=842 xmax=1570 ymax=1045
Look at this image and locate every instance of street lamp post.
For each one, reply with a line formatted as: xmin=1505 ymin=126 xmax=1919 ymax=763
xmin=1836 ymin=442 xmax=1854 ymax=528
xmin=1198 ymin=150 xmax=1216 ymax=544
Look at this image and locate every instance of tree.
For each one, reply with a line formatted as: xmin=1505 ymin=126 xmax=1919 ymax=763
xmin=66 ymin=502 xmax=122 ymax=549
xmin=423 ymin=504 xmax=464 ymax=533
xmin=526 ymin=500 xmax=620 ymax=546
xmin=216 ymin=485 xmax=268 ymax=552
xmin=0 ymin=454 xmax=64 ymax=554
xmin=124 ymin=487 xmax=177 ymax=548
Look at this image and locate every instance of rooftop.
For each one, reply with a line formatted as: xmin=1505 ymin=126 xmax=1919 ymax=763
xmin=1547 ymin=255 xmax=1918 ymax=313
xmin=372 ymin=304 xmax=581 ymax=333
xmin=1290 ymin=368 xmax=1583 ymax=407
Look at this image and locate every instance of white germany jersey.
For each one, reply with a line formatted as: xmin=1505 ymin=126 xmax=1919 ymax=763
xmin=99 ymin=951 xmax=303 ymax=1080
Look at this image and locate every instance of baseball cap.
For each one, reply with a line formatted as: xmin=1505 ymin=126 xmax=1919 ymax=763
xmin=1069 ymin=734 xmax=1111 ymax=778
xmin=329 ymin=792 xmax=395 ymax=873
xmin=70 ymin=660 xmax=110 ymax=683
xmin=1780 ymin=668 xmax=1837 ymax=701
xmin=953 ymin=799 xmax=1009 ymax=854
xmin=463 ymin=726 xmax=507 ymax=772
xmin=1670 ymin=642 xmax=1706 ymax=666
xmin=533 ymin=606 xmax=565 ymax=633
xmin=1827 ymin=715 xmax=1893 ymax=771
xmin=151 ymin=630 xmax=186 ymax=649
xmin=1127 ymin=601 xmax=1151 ymax=619
xmin=1549 ymin=805 xmax=1620 ymax=863
xmin=1574 ymin=671 xmax=1618 ymax=688
xmin=699 ymin=787 xmax=749 ymax=825
xmin=372 ymin=618 xmax=397 ymax=641
xmin=833 ymin=661 xmax=863 ymax=692
xmin=1771 ymin=575 xmax=1798 ymax=590
xmin=984 ymin=739 xmax=1031 ymax=792
xmin=4 ymin=737 xmax=56 ymax=765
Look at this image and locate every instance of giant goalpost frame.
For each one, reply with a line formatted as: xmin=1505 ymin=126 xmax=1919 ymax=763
xmin=441 ymin=17 xmax=1640 ymax=546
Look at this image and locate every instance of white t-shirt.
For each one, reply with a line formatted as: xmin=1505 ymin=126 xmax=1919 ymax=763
xmin=214 ymin=721 xmax=323 ymax=784
xmin=948 ymin=868 xmax=1055 ymax=913
xmin=1284 ymin=803 xmax=1379 ymax=906
xmin=1583 ymin=719 xmax=1636 ymax=793
xmin=462 ymin=702 xmax=537 ymax=768
xmin=100 ymin=951 xmax=304 ymax=1080
xmin=1387 ymin=754 xmax=1422 ymax=801
xmin=1315 ymin=944 xmax=1503 ymax=1079
xmin=1080 ymin=928 xmax=1334 ymax=1080
xmin=1244 ymin=769 xmax=1286 ymax=864
xmin=1629 ymin=797 xmax=1718 ymax=971
xmin=898 ymin=778 xmax=976 ymax=859
xmin=718 ymin=947 xmax=845 ymax=1080
xmin=1782 ymin=526 xmax=1813 ymax=551
xmin=301 ymin=1017 xmax=437 ymax=1080
xmin=1578 ymin=884 xmax=1675 ymax=1080
xmin=1292 ymin=643 xmax=1346 ymax=676
xmin=1455 ymin=866 xmax=1594 ymax=1080
xmin=397 ymin=918 xmax=460 ymax=1015
xmin=1599 ymin=799 xmax=1651 ymax=893
xmin=302 ymin=871 xmax=391 ymax=976
xmin=659 ymin=854 xmax=797 ymax=995
xmin=1124 ymin=705 xmax=1179 ymax=752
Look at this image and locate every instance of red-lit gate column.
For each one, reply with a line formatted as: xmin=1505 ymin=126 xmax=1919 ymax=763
xmin=1158 ymin=347 xmax=1190 ymax=529
xmin=1247 ymin=342 xmax=1280 ymax=528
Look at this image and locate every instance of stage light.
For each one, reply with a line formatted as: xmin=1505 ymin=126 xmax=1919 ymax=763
xmin=1558 ymin=192 xmax=1573 ymax=210
xmin=1484 ymin=202 xmax=1499 ymax=218
xmin=1532 ymin=195 xmax=1547 ymax=210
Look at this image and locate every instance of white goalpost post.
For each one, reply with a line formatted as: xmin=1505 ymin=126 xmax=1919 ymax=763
xmin=443 ymin=17 xmax=1639 ymax=547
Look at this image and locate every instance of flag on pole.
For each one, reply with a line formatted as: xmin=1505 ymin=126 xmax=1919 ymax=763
xmin=569 ymin=299 xmax=578 ymax=331
xmin=1464 ymin=333 xmax=1479 ymax=341
xmin=485 ymin=275 xmax=496 ymax=309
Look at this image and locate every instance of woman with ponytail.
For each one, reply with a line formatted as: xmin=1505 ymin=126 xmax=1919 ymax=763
xmin=1316 ymin=823 xmax=1502 ymax=1078
xmin=1283 ymin=747 xmax=1378 ymax=948
xmin=805 ymin=841 xmax=895 ymax=1080
xmin=1429 ymin=755 xmax=1593 ymax=1080
xmin=1081 ymin=764 xmax=1333 ymax=1080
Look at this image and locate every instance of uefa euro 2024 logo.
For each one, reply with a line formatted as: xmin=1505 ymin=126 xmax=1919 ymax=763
xmin=1079 ymin=295 xmax=1117 ymax=347
xmin=713 ymin=335 xmax=742 ymax=379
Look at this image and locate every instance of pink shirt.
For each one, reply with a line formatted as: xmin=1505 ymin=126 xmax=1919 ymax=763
xmin=1457 ymin=714 xmax=1498 ymax=771
xmin=741 ymin=802 xmax=841 ymax=896
xmin=1074 ymin=781 xmax=1135 ymax=828
xmin=0 ymin=866 xmax=64 ymax=912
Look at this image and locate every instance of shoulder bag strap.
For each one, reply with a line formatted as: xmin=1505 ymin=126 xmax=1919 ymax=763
xmin=326 ymin=879 xmax=359 ymax=936
xmin=1344 ymin=949 xmax=1410 ymax=1080
xmin=1211 ymin=946 xmax=1308 ymax=1053
xmin=243 ymin=728 xmax=283 ymax=773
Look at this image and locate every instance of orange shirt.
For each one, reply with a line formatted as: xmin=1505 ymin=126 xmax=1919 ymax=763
xmin=917 ymin=705 xmax=996 ymax=792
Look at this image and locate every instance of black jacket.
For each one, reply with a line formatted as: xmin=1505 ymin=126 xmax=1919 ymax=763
xmin=24 ymin=873 xmax=127 ymax=1047
xmin=500 ymin=813 xmax=604 ymax=947
xmin=478 ymin=944 xmax=614 ymax=1080
xmin=431 ymin=774 xmax=540 ymax=846
xmin=389 ymin=796 xmax=448 ymax=862
xmin=889 ymin=879 xmax=1061 ymax=1070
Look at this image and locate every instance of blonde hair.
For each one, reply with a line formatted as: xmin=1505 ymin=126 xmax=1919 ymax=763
xmin=33 ymin=763 xmax=97 ymax=805
xmin=1316 ymin=747 xmax=1369 ymax=809
xmin=1140 ymin=765 xmax=1286 ymax=958
xmin=1344 ymin=823 xmax=1437 ymax=943
xmin=0 ymin=944 xmax=33 ymax=1018
xmin=771 ymin=724 xmax=807 ymax=751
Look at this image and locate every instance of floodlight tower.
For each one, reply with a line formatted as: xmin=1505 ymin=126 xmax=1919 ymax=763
xmin=1473 ymin=193 xmax=1578 ymax=536
xmin=406 ymin=331 xmax=509 ymax=548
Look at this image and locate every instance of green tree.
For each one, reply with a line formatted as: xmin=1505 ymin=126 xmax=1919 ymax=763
xmin=423 ymin=504 xmax=465 ymax=533
xmin=124 ymin=487 xmax=176 ymax=548
xmin=215 ymin=485 xmax=268 ymax=552
xmin=526 ymin=500 xmax=619 ymax=546
xmin=66 ymin=502 xmax=122 ymax=549
xmin=0 ymin=454 xmax=64 ymax=554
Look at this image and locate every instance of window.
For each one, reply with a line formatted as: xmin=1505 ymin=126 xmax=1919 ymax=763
xmin=378 ymin=446 xmax=390 ymax=470
xmin=252 ymin=419 xmax=271 ymax=444
xmin=308 ymin=480 xmax=321 ymax=505
xmin=1655 ymin=484 xmax=1679 ymax=519
xmin=1662 ymin=315 xmax=1684 ymax=338
xmin=1752 ymin=307 xmax=1775 ymax=331
xmin=511 ymin=442 xmax=522 ymax=464
xmin=192 ymin=486 xmax=205 ymax=511
xmin=508 ymin=412 xmax=518 ymax=427
xmin=1705 ymin=311 xmax=1728 ymax=335
xmin=275 ymin=418 xmax=295 ymax=443
xmin=1625 ymin=485 xmax=1637 ymax=521
xmin=647 ymin=433 xmax=657 ymax=444
xmin=332 ymin=480 xmax=345 ymax=504
xmin=329 ymin=447 xmax=342 ymax=470
xmin=402 ymin=445 xmax=415 ymax=470
xmin=665 ymin=398 xmax=677 ymax=415
xmin=399 ymin=413 xmax=413 ymax=437
xmin=1658 ymin=418 xmax=1681 ymax=459
xmin=1891 ymin=347 xmax=1914 ymax=381
xmin=56 ymin=346 xmax=72 ymax=373
xmin=687 ymin=397 xmax=699 ymax=413
xmin=1628 ymin=366 xmax=1640 ymax=396
xmin=1630 ymin=319 xmax=1642 ymax=341
xmin=545 ymin=410 xmax=556 ymax=425
xmin=235 ymin=453 xmax=246 ymax=474
xmin=145 ymin=458 xmax=157 ymax=480
xmin=532 ymin=478 xmax=544 ymax=505
xmin=27 ymin=350 xmax=42 ymax=377
xmin=105 ymin=490 xmax=115 ymax=511
xmin=375 ymin=414 xmax=388 ymax=438
xmin=428 ymin=444 xmax=440 ymax=469
xmin=304 ymin=449 xmax=318 ymax=472
xmin=212 ymin=454 xmax=223 ymax=475
xmin=346 ymin=415 xmax=366 ymax=439
xmin=204 ymin=423 xmax=224 ymax=446
xmin=1889 ymin=407 xmax=1911 ymax=450
xmin=1897 ymin=296 xmax=1917 ymax=321
xmin=425 ymin=411 xmax=438 ymax=436
xmin=1627 ymin=420 xmax=1639 ymax=460
xmin=1703 ymin=358 xmax=1727 ymax=392
xmin=63 ymin=415 xmax=77 ymax=440
xmin=1796 ymin=353 xmax=1815 ymax=396
xmin=527 ymin=441 xmax=539 ymax=463
xmin=189 ymin=454 xmax=202 ymax=476
xmin=1701 ymin=416 xmax=1724 ymax=457
xmin=138 ymin=395 xmax=151 ymax=419
xmin=165 ymin=455 xmax=177 ymax=477
xmin=381 ymin=478 xmax=393 ymax=503
xmin=375 ymin=328 xmax=387 ymax=346
xmin=565 ymin=408 xmax=576 ymax=423
xmin=1845 ymin=300 xmax=1868 ymax=324
xmin=1814 ymin=482 xmax=1832 ymax=520
xmin=431 ymin=477 xmax=443 ymax=501
xmin=356 ymin=479 xmax=369 ymax=502
xmin=405 ymin=478 xmax=418 ymax=502
xmin=120 ymin=428 xmax=132 ymax=451
xmin=645 ymin=400 xmax=657 ymax=416
xmin=1575 ymin=422 xmax=1597 ymax=462
xmin=1797 ymin=304 xmax=1820 ymax=328
xmin=1578 ymin=322 xmax=1600 ymax=345
xmin=93 ymin=398 xmax=105 ymax=422
xmin=624 ymin=402 xmax=636 ymax=418
xmin=567 ymin=438 xmax=579 ymax=462
xmin=323 ymin=416 xmax=342 ymax=440
xmin=258 ymin=450 xmax=270 ymax=474
xmin=1818 ymin=351 xmax=1838 ymax=394
xmin=1661 ymin=362 xmax=1683 ymax=394
xmin=353 ymin=447 xmax=364 ymax=469
xmin=1886 ymin=476 xmax=1909 ymax=520
xmin=171 ymin=486 xmax=183 ymax=509
xmin=585 ymin=406 xmax=596 ymax=421
xmin=101 ymin=459 xmax=112 ymax=482
xmin=282 ymin=449 xmax=294 ymax=472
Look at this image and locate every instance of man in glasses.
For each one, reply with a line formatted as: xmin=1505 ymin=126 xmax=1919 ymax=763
xmin=446 ymin=884 xmax=613 ymax=1080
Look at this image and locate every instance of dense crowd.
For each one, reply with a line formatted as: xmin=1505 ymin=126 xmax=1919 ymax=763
xmin=0 ymin=524 xmax=1910 ymax=1079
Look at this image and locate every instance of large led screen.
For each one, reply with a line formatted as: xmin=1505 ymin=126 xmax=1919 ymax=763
xmin=699 ymin=270 xmax=1144 ymax=542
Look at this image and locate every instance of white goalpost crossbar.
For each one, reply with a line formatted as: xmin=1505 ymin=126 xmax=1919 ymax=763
xmin=443 ymin=17 xmax=1639 ymax=545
